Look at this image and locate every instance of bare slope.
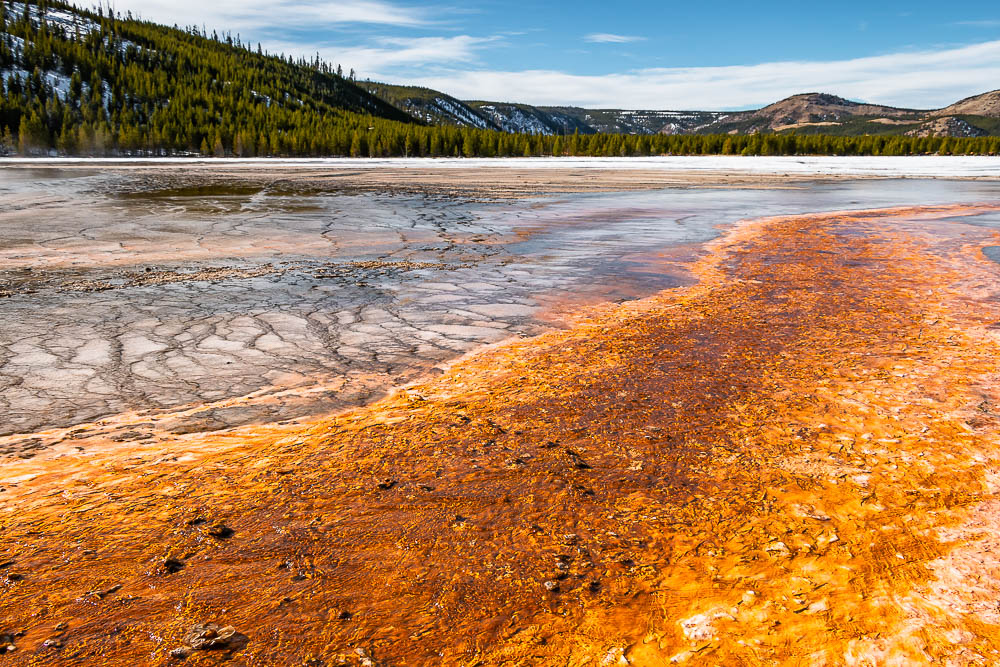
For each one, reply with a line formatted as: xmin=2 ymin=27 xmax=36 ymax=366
xmin=938 ymin=90 xmax=1000 ymax=117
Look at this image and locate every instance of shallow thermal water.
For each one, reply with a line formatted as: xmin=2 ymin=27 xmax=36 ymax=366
xmin=1 ymin=168 xmax=999 ymax=448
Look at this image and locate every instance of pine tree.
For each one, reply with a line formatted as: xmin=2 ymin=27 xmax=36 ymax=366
xmin=18 ymin=110 xmax=47 ymax=155
xmin=0 ymin=125 xmax=14 ymax=155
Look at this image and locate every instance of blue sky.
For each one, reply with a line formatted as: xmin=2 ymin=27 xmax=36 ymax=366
xmin=111 ymin=0 xmax=1000 ymax=109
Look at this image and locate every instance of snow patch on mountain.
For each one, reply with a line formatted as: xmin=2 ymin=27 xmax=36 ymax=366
xmin=2 ymin=32 xmax=74 ymax=102
xmin=8 ymin=2 xmax=101 ymax=36
xmin=429 ymin=97 xmax=489 ymax=129
xmin=1 ymin=66 xmax=72 ymax=99
xmin=475 ymin=104 xmax=557 ymax=135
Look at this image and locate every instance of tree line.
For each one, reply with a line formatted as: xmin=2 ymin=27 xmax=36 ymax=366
xmin=2 ymin=0 xmax=999 ymax=158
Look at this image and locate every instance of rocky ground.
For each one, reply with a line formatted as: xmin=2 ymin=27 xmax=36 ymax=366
xmin=4 ymin=194 xmax=1000 ymax=665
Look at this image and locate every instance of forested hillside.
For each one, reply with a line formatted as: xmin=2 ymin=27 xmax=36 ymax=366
xmin=2 ymin=0 xmax=1000 ymax=157
xmin=0 ymin=0 xmax=417 ymax=155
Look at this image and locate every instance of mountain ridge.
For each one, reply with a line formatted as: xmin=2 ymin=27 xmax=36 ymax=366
xmin=367 ymin=83 xmax=1000 ymax=138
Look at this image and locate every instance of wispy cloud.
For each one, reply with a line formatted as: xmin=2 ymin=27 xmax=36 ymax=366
xmin=584 ymin=33 xmax=645 ymax=44
xmin=271 ymin=35 xmax=496 ymax=73
xmin=116 ymin=0 xmax=431 ymax=31
xmin=954 ymin=20 xmax=1000 ymax=27
xmin=407 ymin=40 xmax=1000 ymax=109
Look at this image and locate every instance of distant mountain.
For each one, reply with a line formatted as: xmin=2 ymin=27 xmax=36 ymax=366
xmin=938 ymin=90 xmax=1000 ymax=117
xmin=388 ymin=95 xmax=730 ymax=136
xmin=367 ymin=81 xmax=1000 ymax=139
xmin=916 ymin=90 xmax=1000 ymax=136
xmin=463 ymin=102 xmax=593 ymax=135
xmin=536 ymin=107 xmax=727 ymax=135
xmin=360 ymin=85 xmax=590 ymax=134
xmin=364 ymin=84 xmax=728 ymax=136
xmin=464 ymin=90 xmax=1000 ymax=139
xmin=361 ymin=83 xmax=496 ymax=130
xmin=755 ymin=93 xmax=917 ymax=124
xmin=369 ymin=84 xmax=745 ymax=140
xmin=700 ymin=93 xmax=922 ymax=134
xmin=691 ymin=91 xmax=1000 ymax=137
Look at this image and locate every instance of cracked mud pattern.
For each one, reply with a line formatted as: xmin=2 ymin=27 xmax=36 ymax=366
xmin=7 ymin=168 xmax=995 ymax=456
xmin=5 ymin=191 xmax=1000 ymax=665
xmin=0 ymin=169 xmax=717 ymax=446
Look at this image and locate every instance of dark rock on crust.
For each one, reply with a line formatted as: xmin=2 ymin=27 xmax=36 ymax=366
xmin=203 ymin=523 xmax=234 ymax=539
xmin=162 ymin=557 xmax=185 ymax=574
xmin=181 ymin=623 xmax=246 ymax=652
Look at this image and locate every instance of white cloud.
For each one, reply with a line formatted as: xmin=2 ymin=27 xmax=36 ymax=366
xmin=270 ymin=35 xmax=493 ymax=73
xmin=113 ymin=0 xmax=430 ymax=31
xmin=403 ymin=40 xmax=1000 ymax=109
xmin=584 ymin=33 xmax=645 ymax=44
xmin=95 ymin=2 xmax=1000 ymax=110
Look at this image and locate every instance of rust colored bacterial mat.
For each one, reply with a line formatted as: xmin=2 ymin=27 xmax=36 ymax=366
xmin=5 ymin=203 xmax=1000 ymax=665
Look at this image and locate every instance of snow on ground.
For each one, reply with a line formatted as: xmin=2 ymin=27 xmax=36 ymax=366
xmin=2 ymin=65 xmax=100 ymax=107
xmin=0 ymin=65 xmax=71 ymax=96
xmin=477 ymin=105 xmax=553 ymax=135
xmin=8 ymin=2 xmax=100 ymax=36
xmin=45 ymin=69 xmax=71 ymax=98
xmin=2 ymin=156 xmax=998 ymax=178
xmin=431 ymin=98 xmax=489 ymax=129
xmin=4 ymin=34 xmax=25 ymax=51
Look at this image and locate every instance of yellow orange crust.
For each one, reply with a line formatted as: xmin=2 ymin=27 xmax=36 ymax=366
xmin=5 ymin=204 xmax=1000 ymax=665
